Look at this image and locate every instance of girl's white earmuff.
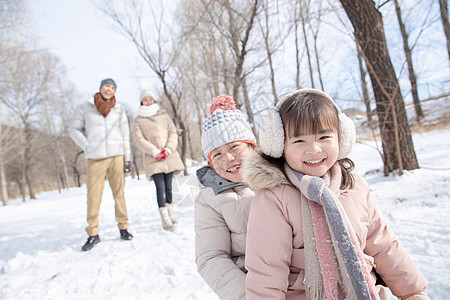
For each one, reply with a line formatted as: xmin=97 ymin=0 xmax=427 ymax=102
xmin=259 ymin=89 xmax=356 ymax=159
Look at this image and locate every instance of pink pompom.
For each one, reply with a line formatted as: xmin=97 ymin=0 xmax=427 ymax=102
xmin=209 ymin=95 xmax=236 ymax=115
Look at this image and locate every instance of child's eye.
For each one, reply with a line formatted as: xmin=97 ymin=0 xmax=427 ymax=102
xmin=213 ymin=152 xmax=221 ymax=158
xmin=319 ymin=135 xmax=333 ymax=140
xmin=294 ymin=139 xmax=305 ymax=143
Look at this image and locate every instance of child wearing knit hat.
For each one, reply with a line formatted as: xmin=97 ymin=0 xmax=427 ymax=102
xmin=194 ymin=95 xmax=256 ymax=300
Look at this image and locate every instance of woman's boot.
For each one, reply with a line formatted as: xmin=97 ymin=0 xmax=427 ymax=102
xmin=166 ymin=203 xmax=177 ymax=224
xmin=159 ymin=206 xmax=174 ymax=231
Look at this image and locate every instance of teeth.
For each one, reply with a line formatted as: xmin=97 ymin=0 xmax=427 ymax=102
xmin=305 ymin=159 xmax=324 ymax=164
xmin=227 ymin=165 xmax=240 ymax=172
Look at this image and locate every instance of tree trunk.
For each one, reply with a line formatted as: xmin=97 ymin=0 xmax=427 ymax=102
xmin=241 ymin=77 xmax=258 ymax=140
xmin=15 ymin=177 xmax=26 ymax=202
xmin=24 ymin=125 xmax=35 ymax=199
xmin=20 ymin=167 xmax=26 ymax=201
xmin=58 ymin=141 xmax=70 ymax=189
xmin=26 ymin=172 xmax=35 ymax=199
xmin=439 ymin=0 xmax=450 ymax=62
xmin=339 ymin=0 xmax=419 ymax=175
xmin=394 ymin=0 xmax=423 ymax=122
xmin=227 ymin=0 xmax=259 ymax=107
xmin=0 ymin=160 xmax=8 ymax=205
xmin=293 ymin=1 xmax=303 ymax=91
xmin=301 ymin=16 xmax=315 ymax=88
xmin=52 ymin=146 xmax=62 ymax=193
xmin=72 ymin=150 xmax=83 ymax=188
xmin=356 ymin=43 xmax=373 ymax=128
xmin=312 ymin=32 xmax=324 ymax=90
xmin=261 ymin=1 xmax=278 ymax=104
xmin=311 ymin=0 xmax=324 ymax=90
xmin=0 ymin=107 xmax=8 ymax=205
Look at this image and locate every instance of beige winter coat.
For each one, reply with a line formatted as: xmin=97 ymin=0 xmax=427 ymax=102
xmin=195 ymin=166 xmax=255 ymax=300
xmin=133 ymin=109 xmax=184 ymax=180
xmin=242 ymin=152 xmax=429 ymax=300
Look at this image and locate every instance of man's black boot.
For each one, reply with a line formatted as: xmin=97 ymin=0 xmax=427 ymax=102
xmin=81 ymin=235 xmax=100 ymax=251
xmin=120 ymin=229 xmax=133 ymax=240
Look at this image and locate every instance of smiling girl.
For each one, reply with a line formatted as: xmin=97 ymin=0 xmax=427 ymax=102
xmin=243 ymin=89 xmax=429 ymax=300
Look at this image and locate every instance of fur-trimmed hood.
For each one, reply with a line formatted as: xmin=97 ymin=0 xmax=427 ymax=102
xmin=242 ymin=150 xmax=288 ymax=191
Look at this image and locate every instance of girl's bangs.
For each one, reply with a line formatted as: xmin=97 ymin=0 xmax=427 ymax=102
xmin=281 ymin=95 xmax=339 ymax=138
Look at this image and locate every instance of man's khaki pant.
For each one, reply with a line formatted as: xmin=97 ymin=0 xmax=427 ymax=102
xmin=85 ymin=156 xmax=129 ymax=236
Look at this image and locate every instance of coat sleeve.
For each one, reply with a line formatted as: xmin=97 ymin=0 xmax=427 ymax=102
xmin=164 ymin=113 xmax=178 ymax=152
xmin=120 ymin=111 xmax=132 ymax=162
xmin=361 ymin=177 xmax=429 ymax=299
xmin=132 ymin=119 xmax=160 ymax=157
xmin=194 ymin=191 xmax=246 ymax=300
xmin=68 ymin=104 xmax=88 ymax=151
xmin=245 ymin=187 xmax=293 ymax=300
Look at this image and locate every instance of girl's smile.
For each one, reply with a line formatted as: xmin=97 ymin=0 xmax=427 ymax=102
xmin=303 ymin=158 xmax=326 ymax=166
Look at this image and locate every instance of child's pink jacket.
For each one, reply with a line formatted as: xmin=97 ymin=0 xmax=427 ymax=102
xmin=242 ymin=152 xmax=429 ymax=300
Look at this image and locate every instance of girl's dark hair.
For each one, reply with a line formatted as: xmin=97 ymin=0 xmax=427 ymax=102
xmin=273 ymin=92 xmax=355 ymax=189
xmin=337 ymin=158 xmax=355 ymax=190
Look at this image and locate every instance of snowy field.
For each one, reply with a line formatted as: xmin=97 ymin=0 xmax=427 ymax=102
xmin=1 ymin=126 xmax=450 ymax=299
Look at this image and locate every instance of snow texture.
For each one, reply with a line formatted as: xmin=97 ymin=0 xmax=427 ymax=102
xmin=1 ymin=102 xmax=450 ymax=299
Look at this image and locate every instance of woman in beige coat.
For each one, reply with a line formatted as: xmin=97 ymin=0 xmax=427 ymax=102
xmin=133 ymin=90 xmax=185 ymax=231
xmin=195 ymin=95 xmax=257 ymax=300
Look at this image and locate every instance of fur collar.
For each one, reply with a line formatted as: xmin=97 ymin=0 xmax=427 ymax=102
xmin=242 ymin=151 xmax=287 ymax=191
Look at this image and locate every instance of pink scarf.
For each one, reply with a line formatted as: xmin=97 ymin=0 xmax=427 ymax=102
xmin=286 ymin=163 xmax=379 ymax=300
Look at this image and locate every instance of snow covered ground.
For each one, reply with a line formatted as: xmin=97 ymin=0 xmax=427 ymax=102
xmin=1 ymin=126 xmax=450 ymax=299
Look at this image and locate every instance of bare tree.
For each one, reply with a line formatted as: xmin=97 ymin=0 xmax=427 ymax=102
xmin=97 ymin=0 xmax=188 ymax=173
xmin=2 ymin=47 xmax=41 ymax=200
xmin=0 ymin=0 xmax=27 ymax=204
xmin=393 ymin=0 xmax=423 ymax=122
xmin=356 ymin=42 xmax=373 ymax=128
xmin=439 ymin=0 xmax=450 ymax=62
xmin=309 ymin=0 xmax=325 ymax=90
xmin=180 ymin=0 xmax=262 ymax=136
xmin=222 ymin=0 xmax=260 ymax=103
xmin=298 ymin=0 xmax=315 ymax=88
xmin=293 ymin=1 xmax=304 ymax=90
xmin=39 ymin=75 xmax=76 ymax=192
xmin=1 ymin=48 xmax=71 ymax=200
xmin=339 ymin=0 xmax=419 ymax=175
xmin=259 ymin=0 xmax=279 ymax=104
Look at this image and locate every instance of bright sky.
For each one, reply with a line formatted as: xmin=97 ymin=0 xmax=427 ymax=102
xmin=27 ymin=0 xmax=448 ymax=112
xmin=29 ymin=0 xmax=156 ymax=111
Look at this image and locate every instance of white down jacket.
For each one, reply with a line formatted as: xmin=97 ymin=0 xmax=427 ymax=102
xmin=69 ymin=97 xmax=132 ymax=161
xmin=195 ymin=166 xmax=255 ymax=300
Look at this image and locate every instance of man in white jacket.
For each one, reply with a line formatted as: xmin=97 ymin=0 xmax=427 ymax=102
xmin=69 ymin=78 xmax=133 ymax=251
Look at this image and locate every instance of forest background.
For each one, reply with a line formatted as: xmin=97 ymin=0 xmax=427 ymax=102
xmin=0 ymin=0 xmax=449 ymax=204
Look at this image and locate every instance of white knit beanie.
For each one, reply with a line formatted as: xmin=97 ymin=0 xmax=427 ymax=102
xmin=201 ymin=95 xmax=256 ymax=159
xmin=140 ymin=90 xmax=156 ymax=103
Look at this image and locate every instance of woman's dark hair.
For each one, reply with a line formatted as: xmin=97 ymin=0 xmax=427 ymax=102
xmin=272 ymin=92 xmax=355 ymax=189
